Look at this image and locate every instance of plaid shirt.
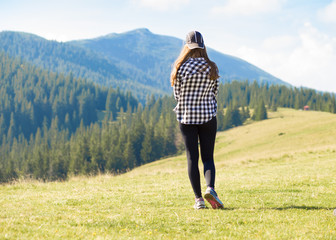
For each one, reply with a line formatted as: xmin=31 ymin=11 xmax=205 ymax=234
xmin=173 ymin=57 xmax=219 ymax=125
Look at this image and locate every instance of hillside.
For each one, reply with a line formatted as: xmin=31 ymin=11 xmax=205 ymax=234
xmin=1 ymin=108 xmax=336 ymax=239
xmin=0 ymin=29 xmax=288 ymax=102
xmin=0 ymin=52 xmax=138 ymax=142
xmin=70 ymin=28 xmax=288 ymax=91
xmin=3 ymin=66 xmax=336 ymax=183
xmin=0 ymin=31 xmax=165 ymax=102
xmin=0 ymin=31 xmax=125 ymax=83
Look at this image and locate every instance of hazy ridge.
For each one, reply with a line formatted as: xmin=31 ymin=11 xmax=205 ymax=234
xmin=0 ymin=28 xmax=288 ymax=102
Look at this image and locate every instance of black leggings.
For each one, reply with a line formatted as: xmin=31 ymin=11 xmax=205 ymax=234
xmin=179 ymin=117 xmax=217 ymax=199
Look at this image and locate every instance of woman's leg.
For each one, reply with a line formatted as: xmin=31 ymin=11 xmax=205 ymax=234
xmin=198 ymin=117 xmax=217 ymax=188
xmin=179 ymin=123 xmax=202 ymax=198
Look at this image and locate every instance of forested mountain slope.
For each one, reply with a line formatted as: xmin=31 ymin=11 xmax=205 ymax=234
xmin=1 ymin=29 xmax=288 ymax=102
xmin=0 ymin=53 xmax=179 ymax=182
xmin=0 ymin=52 xmax=138 ymax=143
xmin=1 ymin=45 xmax=336 ymax=183
xmin=0 ymin=31 xmax=164 ymax=102
xmin=1 ymin=50 xmax=336 ymax=183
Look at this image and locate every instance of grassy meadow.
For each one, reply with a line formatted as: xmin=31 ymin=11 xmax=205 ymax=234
xmin=1 ymin=108 xmax=336 ymax=239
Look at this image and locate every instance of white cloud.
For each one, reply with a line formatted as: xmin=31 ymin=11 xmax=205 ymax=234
xmin=286 ymin=23 xmax=336 ymax=91
xmin=137 ymin=0 xmax=190 ymax=11
xmin=234 ymin=23 xmax=336 ymax=92
xmin=262 ymin=35 xmax=298 ymax=52
xmin=318 ymin=0 xmax=336 ymax=23
xmin=212 ymin=0 xmax=285 ymax=16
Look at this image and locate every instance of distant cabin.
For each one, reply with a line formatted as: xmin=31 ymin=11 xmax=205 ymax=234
xmin=303 ymin=105 xmax=310 ymax=111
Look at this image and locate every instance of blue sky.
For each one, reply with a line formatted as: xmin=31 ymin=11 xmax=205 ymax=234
xmin=1 ymin=0 xmax=336 ymax=92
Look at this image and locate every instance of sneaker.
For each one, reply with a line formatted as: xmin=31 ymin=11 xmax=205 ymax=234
xmin=204 ymin=187 xmax=224 ymax=209
xmin=194 ymin=197 xmax=206 ymax=210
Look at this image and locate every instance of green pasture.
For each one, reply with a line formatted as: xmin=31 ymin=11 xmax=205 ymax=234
xmin=1 ymin=108 xmax=336 ymax=239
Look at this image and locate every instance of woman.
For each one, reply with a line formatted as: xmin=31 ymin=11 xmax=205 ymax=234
xmin=171 ymin=31 xmax=224 ymax=209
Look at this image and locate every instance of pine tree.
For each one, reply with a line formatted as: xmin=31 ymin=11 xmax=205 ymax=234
xmin=231 ymin=105 xmax=242 ymax=127
xmin=141 ymin=126 xmax=154 ymax=163
xmin=7 ymin=113 xmax=16 ymax=142
xmin=222 ymin=105 xmax=243 ymax=130
xmin=0 ymin=114 xmax=5 ymax=143
xmin=216 ymin=104 xmax=224 ymax=131
xmin=253 ymin=99 xmax=268 ymax=121
xmin=240 ymin=106 xmax=250 ymax=122
xmin=124 ymin=134 xmax=136 ymax=169
xmin=223 ymin=105 xmax=233 ymax=130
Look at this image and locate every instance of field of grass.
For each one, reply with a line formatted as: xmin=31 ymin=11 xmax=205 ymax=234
xmin=1 ymin=108 xmax=336 ymax=239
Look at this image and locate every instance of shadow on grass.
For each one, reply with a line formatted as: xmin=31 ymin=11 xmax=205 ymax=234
xmin=201 ymin=207 xmax=235 ymax=211
xmin=205 ymin=206 xmax=335 ymax=211
xmin=268 ymin=206 xmax=334 ymax=211
xmin=220 ymin=207 xmax=235 ymax=211
xmin=200 ymin=206 xmax=335 ymax=211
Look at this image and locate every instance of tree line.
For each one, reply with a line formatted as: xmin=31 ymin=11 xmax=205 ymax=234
xmin=0 ymin=52 xmax=180 ymax=182
xmin=1 ymin=52 xmax=336 ymax=183
xmin=216 ymin=80 xmax=336 ymax=130
xmin=217 ymin=80 xmax=336 ymax=113
xmin=0 ymin=95 xmax=179 ymax=182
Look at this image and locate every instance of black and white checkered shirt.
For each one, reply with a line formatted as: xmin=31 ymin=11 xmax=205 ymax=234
xmin=173 ymin=57 xmax=219 ymax=125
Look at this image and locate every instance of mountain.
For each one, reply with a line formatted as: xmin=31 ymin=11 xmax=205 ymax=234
xmin=0 ymin=31 xmax=164 ymax=102
xmin=0 ymin=31 xmax=125 ymax=83
xmin=207 ymin=48 xmax=286 ymax=85
xmin=70 ymin=28 xmax=288 ymax=89
xmin=0 ymin=29 xmax=288 ymax=102
xmin=69 ymin=29 xmax=182 ymax=93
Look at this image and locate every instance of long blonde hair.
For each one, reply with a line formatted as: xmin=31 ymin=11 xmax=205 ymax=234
xmin=170 ymin=45 xmax=219 ymax=86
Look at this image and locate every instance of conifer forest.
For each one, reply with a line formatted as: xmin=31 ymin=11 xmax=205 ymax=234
xmin=1 ymin=52 xmax=336 ymax=183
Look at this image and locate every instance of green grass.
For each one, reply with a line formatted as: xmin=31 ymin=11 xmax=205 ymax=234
xmin=1 ymin=108 xmax=336 ymax=239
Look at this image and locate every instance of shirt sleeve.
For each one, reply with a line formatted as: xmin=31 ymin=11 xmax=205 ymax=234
xmin=213 ymin=78 xmax=219 ymax=97
xmin=173 ymin=73 xmax=181 ymax=101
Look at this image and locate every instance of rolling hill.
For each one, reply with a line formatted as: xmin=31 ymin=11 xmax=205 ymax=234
xmin=1 ymin=108 xmax=335 ymax=239
xmin=0 ymin=29 xmax=288 ymax=102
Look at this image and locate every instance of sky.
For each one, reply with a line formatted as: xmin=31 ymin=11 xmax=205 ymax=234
xmin=1 ymin=0 xmax=336 ymax=92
